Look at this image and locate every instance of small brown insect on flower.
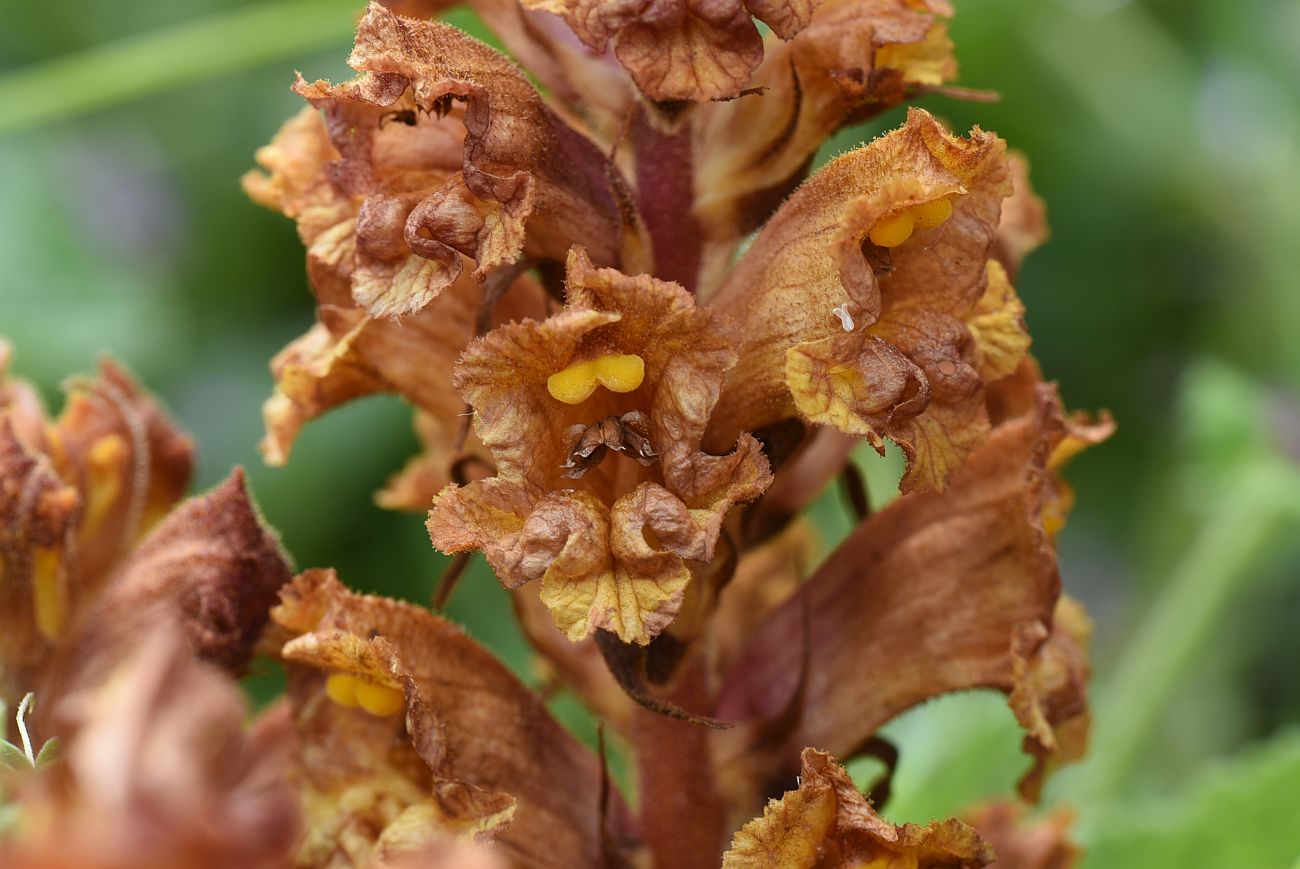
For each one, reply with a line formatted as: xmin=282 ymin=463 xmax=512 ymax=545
xmin=561 ymin=411 xmax=658 ymax=479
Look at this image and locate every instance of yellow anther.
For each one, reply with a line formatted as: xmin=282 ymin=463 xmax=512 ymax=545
xmin=83 ymin=434 xmax=127 ymax=538
xmin=593 ymin=354 xmax=645 ymax=394
xmin=325 ymin=672 xmax=360 ymax=708
xmin=547 ymin=353 xmax=645 ymax=404
xmin=547 ymin=360 xmax=599 ymax=405
xmin=355 ymin=680 xmax=405 ymax=717
xmin=32 ymin=547 xmax=67 ymax=641
xmin=911 ymin=197 xmax=953 ymax=230
xmin=867 ymin=209 xmax=915 ymax=248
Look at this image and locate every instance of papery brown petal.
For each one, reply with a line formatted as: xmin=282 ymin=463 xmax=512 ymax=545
xmin=49 ymin=358 xmax=195 ymax=586
xmin=273 ymin=568 xmax=626 ymax=869
xmin=994 ymin=152 xmax=1050 ymax=280
xmin=0 ymin=341 xmax=49 ymax=450
xmin=429 ymin=248 xmax=770 ymax=643
xmin=51 ymin=469 xmax=292 ymax=693
xmin=292 ymin=3 xmax=634 ymax=317
xmin=0 ymin=417 xmax=79 ymax=706
xmin=693 ymin=0 xmax=957 ymax=285
xmin=963 ymin=801 xmax=1079 ymax=869
xmin=708 ymin=108 xmax=1011 ymax=491
xmin=715 ymin=386 xmax=1089 ymax=803
xmin=722 ymin=749 xmax=990 ymax=868
xmin=1011 ymin=594 xmax=1092 ymax=801
xmin=6 ymin=625 xmax=300 ymax=869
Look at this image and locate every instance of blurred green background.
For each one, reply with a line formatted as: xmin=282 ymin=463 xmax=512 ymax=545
xmin=1 ymin=0 xmax=1298 ymax=864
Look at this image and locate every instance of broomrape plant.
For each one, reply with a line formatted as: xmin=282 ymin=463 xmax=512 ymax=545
xmin=0 ymin=1 xmax=1114 ymax=866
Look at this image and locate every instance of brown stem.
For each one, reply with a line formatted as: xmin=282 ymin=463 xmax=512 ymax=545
xmin=632 ymin=109 xmax=702 ymax=293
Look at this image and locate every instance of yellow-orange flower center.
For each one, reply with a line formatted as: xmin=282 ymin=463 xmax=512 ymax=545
xmin=868 ymin=197 xmax=955 ymax=248
xmin=32 ymin=547 xmax=67 ymax=641
xmin=83 ymin=434 xmax=127 ymax=538
xmin=547 ymin=353 xmax=646 ymax=404
xmin=324 ymin=672 xmax=405 ymax=717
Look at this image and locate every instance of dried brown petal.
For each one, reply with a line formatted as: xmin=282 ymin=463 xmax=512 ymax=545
xmin=272 ymin=568 xmax=627 ymax=868
xmin=694 ymin=0 xmax=957 ymax=286
xmin=715 ymin=386 xmax=1091 ymax=801
xmin=963 ymin=801 xmax=1079 ymax=869
xmin=5 ymin=625 xmax=300 ymax=869
xmin=722 ymin=748 xmax=990 ymax=868
xmin=428 ymin=247 xmax=770 ymax=643
xmin=708 ymin=108 xmax=1012 ymax=492
xmin=50 ymin=469 xmax=293 ymax=693
xmin=994 ymin=152 xmax=1050 ymax=280
xmin=283 ymin=2 xmax=638 ymax=318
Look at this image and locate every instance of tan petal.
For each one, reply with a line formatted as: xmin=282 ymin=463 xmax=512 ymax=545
xmin=272 ymin=568 xmax=627 ymax=869
xmin=429 ymin=248 xmax=770 ymax=642
xmin=0 ymin=417 xmax=80 ymax=703
xmin=715 ymin=386 xmax=1090 ymax=801
xmin=48 ymin=358 xmax=195 ymax=586
xmin=994 ymin=152 xmax=1051 ymax=280
xmin=693 ymin=0 xmax=957 ymax=284
xmin=50 ymin=469 xmax=293 ymax=695
xmin=8 ymin=624 xmax=300 ymax=869
xmin=722 ymin=749 xmax=990 ymax=867
xmin=291 ymin=2 xmax=637 ymax=317
xmin=962 ymin=801 xmax=1079 ymax=869
xmin=708 ymin=108 xmax=1011 ymax=491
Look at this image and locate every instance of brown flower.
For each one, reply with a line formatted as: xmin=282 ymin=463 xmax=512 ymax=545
xmin=428 ymin=247 xmax=771 ymax=644
xmin=707 ymin=107 xmax=1018 ymax=492
xmin=722 ymin=748 xmax=990 ymax=868
xmin=693 ymin=0 xmax=959 ymax=288
xmin=713 ymin=385 xmax=1093 ymax=803
xmin=269 ymin=568 xmax=627 ymax=868
xmin=962 ymin=801 xmax=1079 ymax=869
xmin=1 ymin=626 xmax=300 ymax=869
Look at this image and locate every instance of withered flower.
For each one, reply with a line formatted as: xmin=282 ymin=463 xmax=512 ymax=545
xmin=269 ymin=568 xmax=626 ymax=867
xmin=428 ymin=247 xmax=771 ymax=644
xmin=708 ymin=107 xmax=1019 ymax=492
xmin=722 ymin=749 xmax=990 ymax=868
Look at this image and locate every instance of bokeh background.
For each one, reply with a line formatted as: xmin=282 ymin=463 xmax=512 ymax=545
xmin=2 ymin=0 xmax=1298 ymax=864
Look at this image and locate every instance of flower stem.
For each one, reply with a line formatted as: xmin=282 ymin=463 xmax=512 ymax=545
xmin=1081 ymin=459 xmax=1300 ymax=800
xmin=0 ymin=0 xmax=361 ymax=137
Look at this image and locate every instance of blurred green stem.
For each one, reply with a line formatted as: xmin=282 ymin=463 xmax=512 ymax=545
xmin=1083 ymin=460 xmax=1300 ymax=800
xmin=0 ymin=0 xmax=361 ymax=136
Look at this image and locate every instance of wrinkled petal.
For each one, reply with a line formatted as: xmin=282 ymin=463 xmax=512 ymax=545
xmin=272 ymin=568 xmax=628 ymax=868
xmin=6 ymin=625 xmax=300 ymax=869
xmin=49 ymin=469 xmax=293 ymax=695
xmin=965 ymin=260 xmax=1031 ymax=382
xmin=715 ymin=386 xmax=1092 ymax=801
xmin=963 ymin=801 xmax=1079 ymax=869
xmin=708 ymin=108 xmax=1012 ymax=492
xmin=694 ymin=0 xmax=957 ymax=285
xmin=994 ymin=152 xmax=1050 ymax=280
xmin=287 ymin=2 xmax=639 ymax=317
xmin=722 ymin=748 xmax=990 ymax=868
xmin=429 ymin=247 xmax=770 ymax=642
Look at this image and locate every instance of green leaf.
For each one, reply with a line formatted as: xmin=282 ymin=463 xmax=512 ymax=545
xmin=0 ymin=741 xmax=30 ymax=772
xmin=34 ymin=738 xmax=60 ymax=770
xmin=1084 ymin=729 xmax=1300 ymax=869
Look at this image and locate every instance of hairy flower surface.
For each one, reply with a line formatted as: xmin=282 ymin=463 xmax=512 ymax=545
xmin=270 ymin=568 xmax=625 ymax=867
xmin=428 ymin=248 xmax=771 ymax=644
xmin=708 ymin=107 xmax=1018 ymax=492
xmin=722 ymin=748 xmax=990 ymax=868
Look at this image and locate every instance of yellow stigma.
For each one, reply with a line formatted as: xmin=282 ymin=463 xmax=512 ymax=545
xmin=325 ymin=672 xmax=360 ymax=708
xmin=911 ymin=197 xmax=953 ymax=230
xmin=83 ymin=434 xmax=127 ymax=538
xmin=355 ymin=680 xmax=405 ymax=717
xmin=593 ymin=354 xmax=645 ymax=393
xmin=547 ymin=353 xmax=645 ymax=404
xmin=867 ymin=209 xmax=915 ymax=248
xmin=32 ymin=547 xmax=67 ymax=641
xmin=325 ymin=672 xmax=405 ymax=716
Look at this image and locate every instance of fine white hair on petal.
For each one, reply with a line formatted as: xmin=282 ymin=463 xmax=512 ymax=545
xmin=831 ymin=306 xmax=855 ymax=332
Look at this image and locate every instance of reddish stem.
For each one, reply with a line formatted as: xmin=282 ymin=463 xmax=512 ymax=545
xmin=632 ymin=111 xmax=702 ymax=293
